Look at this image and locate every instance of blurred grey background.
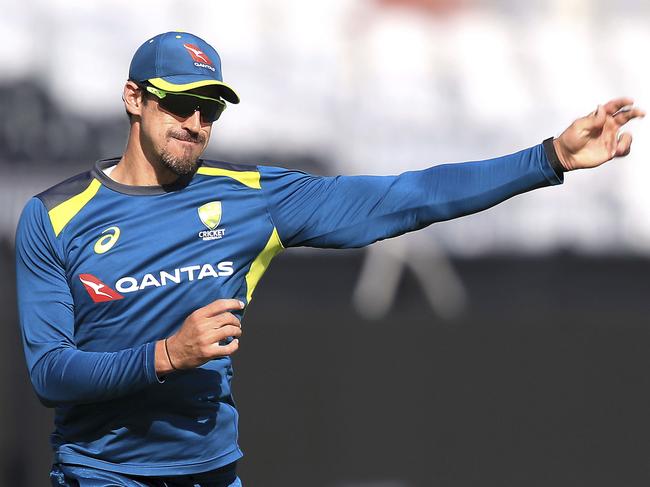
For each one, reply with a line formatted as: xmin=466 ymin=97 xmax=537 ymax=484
xmin=2 ymin=0 xmax=650 ymax=486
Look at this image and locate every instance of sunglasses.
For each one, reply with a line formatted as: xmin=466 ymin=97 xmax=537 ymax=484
xmin=141 ymin=84 xmax=227 ymax=123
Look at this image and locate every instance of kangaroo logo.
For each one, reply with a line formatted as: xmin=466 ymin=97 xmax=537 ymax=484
xmin=183 ymin=44 xmax=213 ymax=65
xmin=79 ymin=274 xmax=124 ymax=303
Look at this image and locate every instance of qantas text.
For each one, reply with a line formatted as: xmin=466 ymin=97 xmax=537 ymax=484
xmin=115 ymin=261 xmax=234 ymax=293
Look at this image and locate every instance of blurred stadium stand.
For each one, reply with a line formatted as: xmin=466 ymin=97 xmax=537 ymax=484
xmin=2 ymin=0 xmax=650 ymax=485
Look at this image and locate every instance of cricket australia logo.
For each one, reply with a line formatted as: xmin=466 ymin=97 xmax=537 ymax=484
xmin=198 ymin=201 xmax=225 ymax=241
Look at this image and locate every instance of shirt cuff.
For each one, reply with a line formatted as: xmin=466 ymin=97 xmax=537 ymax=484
xmin=542 ymin=137 xmax=566 ymax=182
xmin=144 ymin=341 xmax=165 ymax=384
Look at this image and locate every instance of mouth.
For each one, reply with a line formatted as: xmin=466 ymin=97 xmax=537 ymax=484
xmin=172 ymin=136 xmax=200 ymax=145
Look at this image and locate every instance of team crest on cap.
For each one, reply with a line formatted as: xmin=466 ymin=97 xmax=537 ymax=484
xmin=183 ymin=44 xmax=216 ymax=72
xmin=198 ymin=201 xmax=225 ymax=241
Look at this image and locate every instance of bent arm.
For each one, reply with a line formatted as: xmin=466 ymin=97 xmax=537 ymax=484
xmin=16 ymin=198 xmax=159 ymax=407
xmin=260 ymin=141 xmax=562 ymax=248
xmin=26 ymin=343 xmax=158 ymax=407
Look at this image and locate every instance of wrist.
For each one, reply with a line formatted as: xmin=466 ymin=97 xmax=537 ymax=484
xmin=164 ymin=336 xmax=178 ymax=371
xmin=551 ymin=137 xmax=574 ymax=172
xmin=154 ymin=339 xmax=176 ymax=377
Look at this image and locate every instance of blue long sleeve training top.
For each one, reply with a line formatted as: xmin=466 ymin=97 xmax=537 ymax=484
xmin=15 ymin=141 xmax=562 ymax=475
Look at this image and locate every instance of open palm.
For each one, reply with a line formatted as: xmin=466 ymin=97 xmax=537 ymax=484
xmin=554 ymin=97 xmax=645 ymax=171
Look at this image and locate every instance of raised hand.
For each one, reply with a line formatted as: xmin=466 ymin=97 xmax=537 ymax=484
xmin=554 ymin=97 xmax=645 ymax=171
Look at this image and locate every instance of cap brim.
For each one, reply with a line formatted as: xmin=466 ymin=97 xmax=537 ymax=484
xmin=148 ymin=77 xmax=240 ymax=104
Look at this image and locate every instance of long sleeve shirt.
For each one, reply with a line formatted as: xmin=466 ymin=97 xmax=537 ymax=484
xmin=15 ymin=141 xmax=562 ymax=475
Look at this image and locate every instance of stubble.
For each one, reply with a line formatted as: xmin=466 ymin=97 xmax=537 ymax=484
xmin=159 ymin=129 xmax=207 ymax=176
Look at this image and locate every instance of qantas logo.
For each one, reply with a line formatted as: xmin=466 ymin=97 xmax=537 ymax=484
xmin=79 ymin=274 xmax=124 ymax=302
xmin=183 ymin=44 xmax=212 ymax=64
xmin=183 ymin=44 xmax=216 ymax=72
xmin=78 ymin=261 xmax=234 ymax=302
xmin=116 ymin=262 xmax=234 ymax=293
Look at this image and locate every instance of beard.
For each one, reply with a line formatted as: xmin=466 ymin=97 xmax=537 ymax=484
xmin=159 ymin=129 xmax=207 ymax=176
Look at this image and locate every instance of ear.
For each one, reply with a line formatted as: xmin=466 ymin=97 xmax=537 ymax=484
xmin=123 ymin=81 xmax=146 ymax=118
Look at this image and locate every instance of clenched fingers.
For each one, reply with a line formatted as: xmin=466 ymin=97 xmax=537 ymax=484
xmin=197 ymin=298 xmax=245 ymax=318
xmin=207 ymin=338 xmax=240 ymax=358
xmin=203 ymin=312 xmax=241 ymax=330
xmin=192 ymin=324 xmax=242 ymax=360
xmin=205 ymin=324 xmax=242 ymax=344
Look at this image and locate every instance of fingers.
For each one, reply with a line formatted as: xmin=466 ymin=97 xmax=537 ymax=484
xmin=602 ymin=97 xmax=636 ymax=116
xmin=613 ymin=107 xmax=646 ymax=126
xmin=579 ymin=100 xmax=644 ymax=138
xmin=593 ymin=104 xmax=607 ymax=128
xmin=615 ymin=132 xmax=633 ymax=157
xmin=208 ymin=311 xmax=241 ymax=329
xmin=171 ymin=299 xmax=246 ymax=368
xmin=208 ymin=338 xmax=240 ymax=357
xmin=602 ymin=97 xmax=645 ymax=127
xmin=205 ymin=322 xmax=242 ymax=343
xmin=577 ymin=104 xmax=607 ymax=133
xmin=205 ymin=328 xmax=242 ymax=358
xmin=186 ymin=322 xmax=242 ymax=364
xmin=198 ymin=298 xmax=245 ymax=318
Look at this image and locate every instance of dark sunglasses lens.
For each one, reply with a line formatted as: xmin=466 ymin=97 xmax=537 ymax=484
xmin=198 ymin=101 xmax=225 ymax=123
xmin=158 ymin=94 xmax=225 ymax=123
xmin=158 ymin=96 xmax=196 ymax=118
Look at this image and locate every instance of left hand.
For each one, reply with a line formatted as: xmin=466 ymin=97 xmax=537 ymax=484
xmin=554 ymin=97 xmax=645 ymax=171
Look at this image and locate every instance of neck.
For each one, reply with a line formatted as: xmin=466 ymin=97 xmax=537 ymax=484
xmin=110 ymin=124 xmax=179 ymax=186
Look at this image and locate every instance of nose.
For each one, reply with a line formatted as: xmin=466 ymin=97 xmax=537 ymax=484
xmin=181 ymin=109 xmax=202 ymax=135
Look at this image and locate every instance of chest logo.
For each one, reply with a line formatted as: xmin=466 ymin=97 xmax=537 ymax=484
xmin=79 ymin=274 xmax=124 ymax=302
xmin=94 ymin=226 xmax=121 ymax=254
xmin=198 ymin=201 xmax=225 ymax=241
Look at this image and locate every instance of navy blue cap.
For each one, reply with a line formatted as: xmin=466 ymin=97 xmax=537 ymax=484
xmin=129 ymin=31 xmax=240 ymax=104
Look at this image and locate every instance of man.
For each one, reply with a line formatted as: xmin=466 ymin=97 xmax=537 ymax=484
xmin=15 ymin=31 xmax=644 ymax=487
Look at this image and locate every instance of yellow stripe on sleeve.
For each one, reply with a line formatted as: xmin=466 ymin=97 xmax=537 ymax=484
xmin=196 ymin=167 xmax=261 ymax=189
xmin=245 ymin=227 xmax=284 ymax=303
xmin=48 ymin=179 xmax=102 ymax=236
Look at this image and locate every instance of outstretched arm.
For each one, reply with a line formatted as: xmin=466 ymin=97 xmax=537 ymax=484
xmin=260 ymin=99 xmax=644 ymax=249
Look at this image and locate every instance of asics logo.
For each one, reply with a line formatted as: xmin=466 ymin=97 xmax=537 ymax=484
xmin=94 ymin=226 xmax=120 ymax=254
